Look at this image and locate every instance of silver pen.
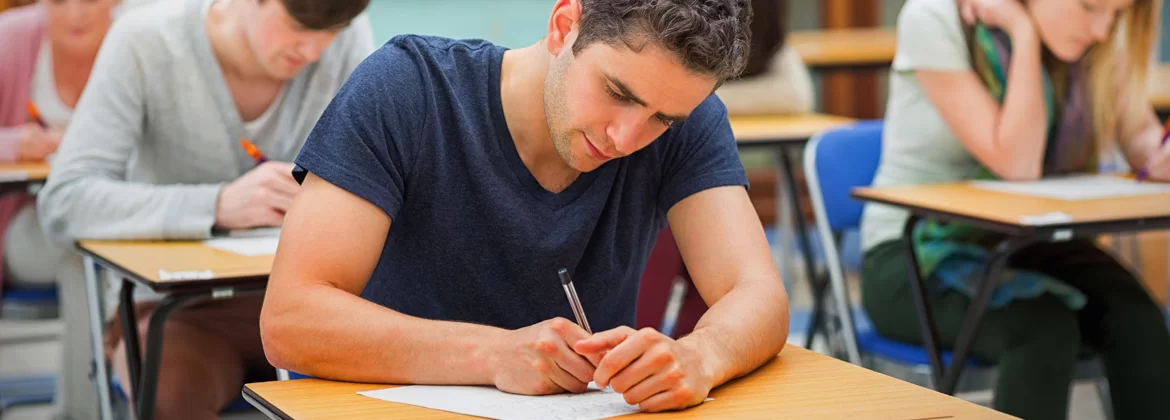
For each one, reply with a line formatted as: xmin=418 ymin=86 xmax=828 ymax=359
xmin=558 ymin=268 xmax=592 ymax=334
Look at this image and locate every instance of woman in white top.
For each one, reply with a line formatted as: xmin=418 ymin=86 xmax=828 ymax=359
xmin=860 ymin=0 xmax=1170 ymax=418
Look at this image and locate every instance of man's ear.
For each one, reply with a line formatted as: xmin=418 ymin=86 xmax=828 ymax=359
xmin=546 ymin=0 xmax=582 ymax=56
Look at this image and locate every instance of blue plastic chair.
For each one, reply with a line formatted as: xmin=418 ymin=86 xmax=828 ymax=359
xmin=804 ymin=121 xmax=1003 ymax=392
xmin=0 ymin=284 xmax=60 ymax=412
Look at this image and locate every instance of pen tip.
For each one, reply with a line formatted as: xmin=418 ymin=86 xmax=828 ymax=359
xmin=557 ymin=268 xmax=571 ymax=285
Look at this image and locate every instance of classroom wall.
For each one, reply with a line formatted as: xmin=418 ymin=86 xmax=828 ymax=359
xmin=364 ymin=0 xmax=828 ymax=46
xmin=366 ymin=0 xmax=550 ymax=47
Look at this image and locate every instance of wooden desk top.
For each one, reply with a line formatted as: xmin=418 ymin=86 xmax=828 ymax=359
xmin=0 ymin=162 xmax=50 ymax=183
xmin=731 ymin=113 xmax=857 ymax=145
xmin=1150 ymin=63 xmax=1170 ymax=112
xmin=788 ymin=28 xmax=897 ymax=70
xmin=243 ymin=346 xmax=1011 ymax=419
xmin=853 ymin=181 xmax=1170 ymax=233
xmin=78 ymin=240 xmax=273 ymax=292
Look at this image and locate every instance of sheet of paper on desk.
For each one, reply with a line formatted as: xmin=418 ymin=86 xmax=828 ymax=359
xmin=0 ymin=171 xmax=28 ymax=182
xmin=971 ymin=175 xmax=1170 ymax=200
xmin=359 ymin=382 xmax=706 ymax=420
xmin=203 ymin=235 xmax=280 ymax=256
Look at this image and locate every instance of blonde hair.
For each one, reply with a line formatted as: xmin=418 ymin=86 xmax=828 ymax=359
xmin=1086 ymin=0 xmax=1161 ymax=155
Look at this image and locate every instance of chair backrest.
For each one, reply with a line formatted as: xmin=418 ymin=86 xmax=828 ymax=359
xmin=804 ymin=120 xmax=883 ymax=365
xmin=805 ymin=120 xmax=884 ymax=231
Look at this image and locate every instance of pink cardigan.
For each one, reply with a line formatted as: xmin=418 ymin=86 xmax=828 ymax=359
xmin=0 ymin=4 xmax=47 ymax=290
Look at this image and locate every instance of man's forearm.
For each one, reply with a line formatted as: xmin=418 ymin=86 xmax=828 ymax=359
xmin=678 ymin=278 xmax=789 ymax=387
xmin=261 ymin=283 xmax=507 ymax=385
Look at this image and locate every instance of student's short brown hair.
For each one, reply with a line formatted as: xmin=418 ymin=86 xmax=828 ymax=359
xmin=274 ymin=0 xmax=369 ymax=31
xmin=573 ymin=0 xmax=753 ymax=84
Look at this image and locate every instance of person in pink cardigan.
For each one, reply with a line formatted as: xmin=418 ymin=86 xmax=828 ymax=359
xmin=0 ymin=0 xmax=118 ymax=293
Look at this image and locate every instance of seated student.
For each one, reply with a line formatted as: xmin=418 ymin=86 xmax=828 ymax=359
xmin=260 ymin=0 xmax=789 ymax=412
xmin=0 ymin=0 xmax=117 ymax=290
xmin=715 ymin=0 xmax=814 ymax=115
xmin=861 ymin=0 xmax=1170 ymax=418
xmin=36 ymin=0 xmax=374 ymax=417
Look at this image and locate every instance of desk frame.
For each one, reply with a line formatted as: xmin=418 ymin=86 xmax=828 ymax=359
xmin=738 ymin=138 xmax=829 ymax=350
xmin=855 ymin=191 xmax=1170 ymax=395
xmin=78 ymin=248 xmax=268 ymax=420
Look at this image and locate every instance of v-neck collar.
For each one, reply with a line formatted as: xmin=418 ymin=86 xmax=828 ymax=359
xmin=186 ymin=0 xmax=260 ymax=172
xmin=487 ymin=50 xmax=614 ymax=211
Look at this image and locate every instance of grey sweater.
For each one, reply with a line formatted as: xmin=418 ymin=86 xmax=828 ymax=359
xmin=38 ymin=0 xmax=374 ymax=243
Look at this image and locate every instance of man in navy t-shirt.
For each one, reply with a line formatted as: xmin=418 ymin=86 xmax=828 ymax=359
xmin=261 ymin=0 xmax=790 ymax=412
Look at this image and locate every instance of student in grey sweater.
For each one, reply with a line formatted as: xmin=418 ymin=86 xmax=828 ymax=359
xmin=36 ymin=0 xmax=374 ymax=417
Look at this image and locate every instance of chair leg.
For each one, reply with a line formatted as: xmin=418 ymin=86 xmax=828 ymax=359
xmin=1096 ymin=379 xmax=1114 ymax=420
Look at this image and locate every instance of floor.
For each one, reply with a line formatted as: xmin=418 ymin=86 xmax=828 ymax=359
xmin=0 ymin=231 xmax=1112 ymax=420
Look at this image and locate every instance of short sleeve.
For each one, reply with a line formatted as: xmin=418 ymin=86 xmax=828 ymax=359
xmin=892 ymin=0 xmax=970 ymax=72
xmin=294 ymin=43 xmax=426 ymax=220
xmin=656 ymin=95 xmax=749 ymax=213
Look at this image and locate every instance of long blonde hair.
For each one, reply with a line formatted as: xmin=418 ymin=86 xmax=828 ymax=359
xmin=1087 ymin=0 xmax=1161 ymax=155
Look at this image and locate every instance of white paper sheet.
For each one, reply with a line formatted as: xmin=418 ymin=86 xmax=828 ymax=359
xmin=358 ymin=382 xmax=702 ymax=420
xmin=0 ymin=171 xmax=29 ymax=182
xmin=970 ymin=175 xmax=1170 ymax=200
xmin=224 ymin=227 xmax=283 ymax=238
xmin=203 ymin=236 xmax=280 ymax=256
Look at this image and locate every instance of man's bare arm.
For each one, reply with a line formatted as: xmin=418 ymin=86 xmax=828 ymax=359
xmin=261 ymin=173 xmax=595 ymax=394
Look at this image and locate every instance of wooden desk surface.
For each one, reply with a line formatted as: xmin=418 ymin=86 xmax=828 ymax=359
xmin=853 ymin=181 xmax=1170 ymax=231
xmin=1150 ymin=63 xmax=1170 ymax=112
xmin=0 ymin=162 xmax=50 ymax=183
xmin=788 ymin=28 xmax=897 ymax=69
xmin=78 ymin=240 xmax=273 ymax=292
xmin=243 ymin=346 xmax=1011 ymax=419
xmin=730 ymin=113 xmax=857 ymax=145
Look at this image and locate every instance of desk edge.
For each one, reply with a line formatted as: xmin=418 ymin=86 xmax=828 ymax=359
xmin=75 ymin=242 xmax=272 ymax=293
xmin=243 ymin=385 xmax=293 ymax=420
xmin=851 ymin=188 xmax=1170 ymax=237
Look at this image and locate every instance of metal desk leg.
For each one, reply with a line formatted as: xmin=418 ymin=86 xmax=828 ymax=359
xmin=939 ymin=235 xmax=1039 ymax=395
xmin=134 ymin=293 xmax=205 ymax=420
xmin=776 ymin=148 xmax=826 ymax=349
xmin=902 ymin=216 xmax=1042 ymax=395
xmin=901 ymin=216 xmax=945 ymax=385
xmin=83 ymin=256 xmax=115 ymax=420
xmin=118 ymin=280 xmax=141 ymax=399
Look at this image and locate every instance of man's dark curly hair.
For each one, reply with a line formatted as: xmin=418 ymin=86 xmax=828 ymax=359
xmin=572 ymin=0 xmax=753 ymax=84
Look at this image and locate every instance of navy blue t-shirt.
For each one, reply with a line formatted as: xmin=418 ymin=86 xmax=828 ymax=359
xmin=294 ymin=35 xmax=747 ymax=331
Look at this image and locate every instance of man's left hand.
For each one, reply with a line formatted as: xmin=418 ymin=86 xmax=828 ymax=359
xmin=574 ymin=326 xmax=714 ymax=412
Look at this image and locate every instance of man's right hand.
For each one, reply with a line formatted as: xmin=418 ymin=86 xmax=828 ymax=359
xmin=17 ymin=123 xmax=62 ymax=162
xmin=215 ymin=161 xmax=300 ymax=229
xmin=491 ymin=317 xmax=597 ymax=395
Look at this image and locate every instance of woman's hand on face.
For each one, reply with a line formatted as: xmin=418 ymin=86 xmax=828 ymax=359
xmin=957 ymin=0 xmax=1036 ymax=38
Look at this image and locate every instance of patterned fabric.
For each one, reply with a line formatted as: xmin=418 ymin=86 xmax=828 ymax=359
xmin=910 ymin=23 xmax=1095 ymax=310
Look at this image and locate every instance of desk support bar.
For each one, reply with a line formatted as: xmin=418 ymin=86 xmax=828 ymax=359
xmin=776 ymin=147 xmax=827 ymax=350
xmin=131 ymin=287 xmax=267 ymax=420
xmin=119 ymin=280 xmax=141 ymax=399
xmin=902 ymin=215 xmax=1045 ymax=395
xmin=901 ymin=215 xmax=945 ymax=385
xmin=939 ymin=235 xmax=1040 ymax=394
xmin=133 ymin=292 xmax=202 ymax=420
xmin=83 ymin=256 xmax=115 ymax=420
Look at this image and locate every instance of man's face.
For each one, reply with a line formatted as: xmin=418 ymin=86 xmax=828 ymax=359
xmin=243 ymin=0 xmax=342 ymax=80
xmin=543 ymin=38 xmax=718 ymax=173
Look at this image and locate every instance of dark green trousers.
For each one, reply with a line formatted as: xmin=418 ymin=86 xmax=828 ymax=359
xmin=863 ymin=239 xmax=1170 ymax=420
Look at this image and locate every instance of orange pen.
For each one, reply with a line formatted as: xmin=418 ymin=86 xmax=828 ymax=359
xmin=26 ymin=101 xmax=47 ymax=128
xmin=239 ymin=138 xmax=268 ymax=165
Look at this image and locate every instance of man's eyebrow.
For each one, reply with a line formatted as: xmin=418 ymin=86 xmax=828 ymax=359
xmin=605 ymin=75 xmax=690 ymax=122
